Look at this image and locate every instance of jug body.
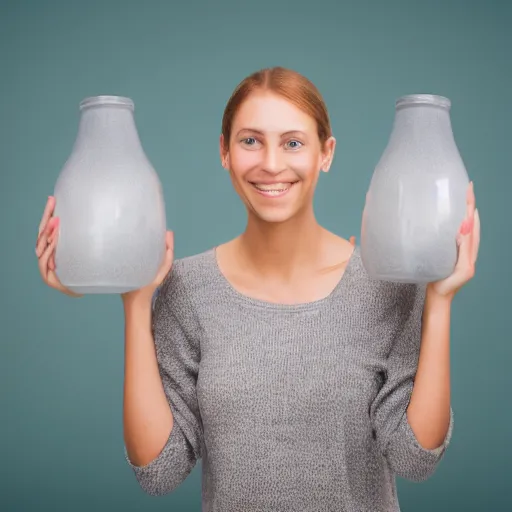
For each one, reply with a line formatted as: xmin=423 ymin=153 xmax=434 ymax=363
xmin=53 ymin=96 xmax=167 ymax=294
xmin=361 ymin=94 xmax=469 ymax=283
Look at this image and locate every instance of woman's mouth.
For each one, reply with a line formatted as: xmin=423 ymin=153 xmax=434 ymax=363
xmin=250 ymin=181 xmax=299 ymax=198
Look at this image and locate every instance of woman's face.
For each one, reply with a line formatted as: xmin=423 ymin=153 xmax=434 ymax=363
xmin=220 ymin=91 xmax=335 ymax=224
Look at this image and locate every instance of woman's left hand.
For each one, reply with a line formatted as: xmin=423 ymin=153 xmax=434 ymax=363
xmin=429 ymin=181 xmax=481 ymax=299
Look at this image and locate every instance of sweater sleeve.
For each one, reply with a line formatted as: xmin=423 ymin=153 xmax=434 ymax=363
xmin=124 ymin=265 xmax=203 ymax=496
xmin=370 ymin=283 xmax=454 ymax=482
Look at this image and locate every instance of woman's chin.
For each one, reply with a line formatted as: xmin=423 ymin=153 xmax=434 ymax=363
xmin=248 ymin=205 xmax=302 ymax=224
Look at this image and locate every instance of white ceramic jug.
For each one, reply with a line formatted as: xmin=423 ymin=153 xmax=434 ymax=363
xmin=53 ymin=95 xmax=167 ymax=294
xmin=361 ymin=94 xmax=470 ymax=283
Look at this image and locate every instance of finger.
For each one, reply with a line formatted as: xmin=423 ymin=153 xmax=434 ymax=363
xmin=163 ymin=231 xmax=174 ymax=271
xmin=46 ymin=269 xmax=81 ymax=297
xmin=155 ymin=231 xmax=174 ymax=284
xmin=46 ymin=269 xmax=65 ymax=291
xmin=472 ymin=208 xmax=480 ymax=264
xmin=349 ymin=236 xmax=356 ymax=246
xmin=48 ymin=230 xmax=59 ymax=270
xmin=166 ymin=230 xmax=174 ymax=255
xmin=455 ymin=229 xmax=474 ymax=280
xmin=36 ymin=216 xmax=59 ymax=258
xmin=466 ymin=181 xmax=475 ymax=220
xmin=459 ymin=184 xmax=476 ymax=237
xmin=38 ymin=196 xmax=55 ymax=236
xmin=38 ymin=233 xmax=58 ymax=283
xmin=37 ymin=235 xmax=80 ymax=296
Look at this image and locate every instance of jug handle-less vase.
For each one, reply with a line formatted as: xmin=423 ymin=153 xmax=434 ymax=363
xmin=52 ymin=95 xmax=167 ymax=294
xmin=360 ymin=94 xmax=470 ymax=284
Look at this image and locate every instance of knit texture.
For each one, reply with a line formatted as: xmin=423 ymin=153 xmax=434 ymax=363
xmin=125 ymin=246 xmax=453 ymax=511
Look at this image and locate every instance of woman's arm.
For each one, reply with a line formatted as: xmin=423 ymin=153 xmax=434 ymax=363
xmin=406 ymin=289 xmax=453 ymax=450
xmin=123 ymin=295 xmax=174 ymax=466
xmin=370 ymin=182 xmax=479 ymax=482
xmin=407 ymin=182 xmax=480 ymax=450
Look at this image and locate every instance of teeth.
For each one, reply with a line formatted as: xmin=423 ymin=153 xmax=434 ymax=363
xmin=259 ymin=189 xmax=285 ymax=195
xmin=253 ymin=182 xmax=292 ymax=192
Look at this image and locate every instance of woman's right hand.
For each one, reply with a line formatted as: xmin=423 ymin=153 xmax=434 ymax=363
xmin=35 ymin=196 xmax=82 ymax=297
xmin=36 ymin=196 xmax=174 ymax=302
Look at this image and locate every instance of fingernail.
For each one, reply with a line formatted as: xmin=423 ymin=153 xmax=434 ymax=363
xmin=460 ymin=217 xmax=474 ymax=235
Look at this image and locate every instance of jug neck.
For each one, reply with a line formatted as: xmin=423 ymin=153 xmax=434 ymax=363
xmin=72 ymin=96 xmax=144 ymax=153
xmin=391 ymin=94 xmax=455 ymax=144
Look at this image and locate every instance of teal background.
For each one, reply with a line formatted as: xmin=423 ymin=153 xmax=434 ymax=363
xmin=2 ymin=0 xmax=510 ymax=510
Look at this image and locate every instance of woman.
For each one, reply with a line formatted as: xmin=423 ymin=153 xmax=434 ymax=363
xmin=36 ymin=67 xmax=480 ymax=511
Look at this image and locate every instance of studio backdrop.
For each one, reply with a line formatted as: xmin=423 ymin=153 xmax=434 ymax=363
xmin=1 ymin=0 xmax=510 ymax=511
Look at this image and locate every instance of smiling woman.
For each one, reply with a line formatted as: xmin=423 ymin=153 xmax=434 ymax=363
xmin=213 ymin=68 xmax=353 ymax=307
xmin=220 ymin=67 xmax=335 ymax=227
xmin=35 ymin=66 xmax=479 ymax=512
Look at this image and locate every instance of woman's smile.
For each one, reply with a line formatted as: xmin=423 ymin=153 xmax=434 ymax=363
xmin=249 ymin=180 xmax=299 ymax=198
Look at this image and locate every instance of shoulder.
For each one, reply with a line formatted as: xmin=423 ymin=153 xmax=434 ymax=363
xmin=170 ymin=248 xmax=216 ymax=285
xmin=156 ymin=247 xmax=218 ymax=310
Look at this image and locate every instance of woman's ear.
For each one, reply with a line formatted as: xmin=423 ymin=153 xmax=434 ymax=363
xmin=219 ymin=134 xmax=230 ymax=170
xmin=320 ymin=136 xmax=336 ymax=173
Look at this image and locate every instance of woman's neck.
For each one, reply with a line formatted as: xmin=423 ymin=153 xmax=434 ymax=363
xmin=236 ymin=210 xmax=327 ymax=281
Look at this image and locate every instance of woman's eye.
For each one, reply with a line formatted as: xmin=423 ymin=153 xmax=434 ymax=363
xmin=286 ymin=140 xmax=303 ymax=149
xmin=242 ymin=137 xmax=257 ymax=145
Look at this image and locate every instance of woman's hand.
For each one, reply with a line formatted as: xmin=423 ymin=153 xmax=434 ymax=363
xmin=36 ymin=195 xmax=174 ymax=303
xmin=35 ymin=196 xmax=82 ymax=297
xmin=428 ymin=181 xmax=480 ymax=299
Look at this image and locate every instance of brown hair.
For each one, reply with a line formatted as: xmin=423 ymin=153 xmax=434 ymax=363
xmin=221 ymin=67 xmax=332 ymax=151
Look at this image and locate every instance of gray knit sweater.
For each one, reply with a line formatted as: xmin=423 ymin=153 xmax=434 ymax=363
xmin=125 ymin=246 xmax=453 ymax=511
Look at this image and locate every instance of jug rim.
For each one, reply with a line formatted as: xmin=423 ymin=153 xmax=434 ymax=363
xmin=396 ymin=94 xmax=451 ymax=109
xmin=79 ymin=95 xmax=134 ymax=110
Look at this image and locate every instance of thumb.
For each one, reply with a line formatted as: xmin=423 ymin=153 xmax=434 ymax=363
xmin=162 ymin=231 xmax=174 ymax=277
xmin=163 ymin=230 xmax=174 ymax=270
xmin=156 ymin=230 xmax=174 ymax=284
xmin=166 ymin=230 xmax=174 ymax=255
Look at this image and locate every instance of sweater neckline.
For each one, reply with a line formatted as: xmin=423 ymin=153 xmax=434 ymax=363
xmin=207 ymin=245 xmax=359 ymax=312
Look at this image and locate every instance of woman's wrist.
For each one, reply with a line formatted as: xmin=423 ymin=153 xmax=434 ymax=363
xmin=122 ymin=288 xmax=155 ymax=313
xmin=426 ymin=282 xmax=455 ymax=308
